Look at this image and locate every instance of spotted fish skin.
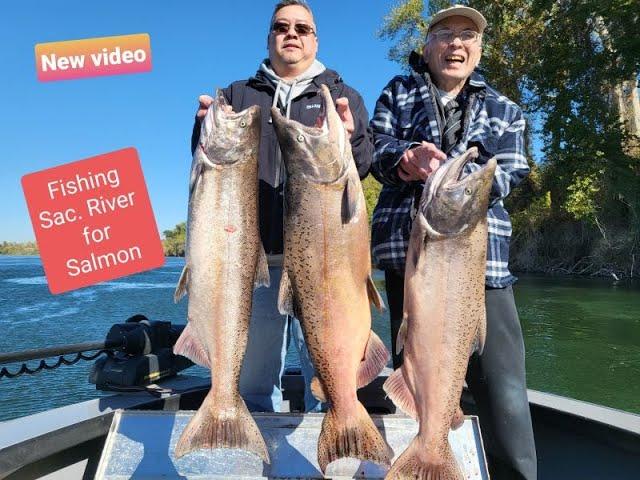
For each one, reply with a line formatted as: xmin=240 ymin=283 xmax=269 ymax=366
xmin=172 ymin=94 xmax=270 ymax=462
xmin=384 ymin=148 xmax=497 ymax=480
xmin=271 ymin=84 xmax=392 ymax=474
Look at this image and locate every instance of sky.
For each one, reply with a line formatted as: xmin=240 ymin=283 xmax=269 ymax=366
xmin=0 ymin=0 xmax=417 ymax=242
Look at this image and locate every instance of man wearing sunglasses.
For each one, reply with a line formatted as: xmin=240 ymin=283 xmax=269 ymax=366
xmin=191 ymin=0 xmax=372 ymax=415
xmin=369 ymin=5 xmax=536 ymax=480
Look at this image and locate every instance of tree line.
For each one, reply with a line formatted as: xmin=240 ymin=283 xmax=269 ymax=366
xmin=0 ymin=241 xmax=39 ymax=255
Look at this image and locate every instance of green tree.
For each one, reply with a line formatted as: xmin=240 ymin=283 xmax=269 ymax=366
xmin=378 ymin=0 xmax=640 ymax=277
xmin=163 ymin=222 xmax=186 ymax=257
xmin=0 ymin=241 xmax=39 ymax=255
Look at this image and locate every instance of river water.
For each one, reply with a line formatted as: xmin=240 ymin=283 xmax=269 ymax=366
xmin=0 ymin=256 xmax=638 ymax=422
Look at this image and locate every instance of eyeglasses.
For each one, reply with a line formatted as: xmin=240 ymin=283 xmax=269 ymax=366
xmin=429 ymin=29 xmax=480 ymax=45
xmin=271 ymin=21 xmax=316 ymax=36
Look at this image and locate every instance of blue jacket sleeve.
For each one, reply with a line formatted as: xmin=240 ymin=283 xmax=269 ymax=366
xmin=369 ymin=76 xmax=419 ymax=187
xmin=465 ymin=105 xmax=530 ymax=205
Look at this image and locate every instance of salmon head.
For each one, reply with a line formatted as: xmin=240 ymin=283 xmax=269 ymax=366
xmin=271 ymin=84 xmax=350 ymax=184
xmin=418 ymin=147 xmax=497 ymax=238
xmin=199 ymin=90 xmax=261 ymax=166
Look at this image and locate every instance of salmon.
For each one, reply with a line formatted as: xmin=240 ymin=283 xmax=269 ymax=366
xmin=172 ymin=93 xmax=270 ymax=462
xmin=271 ymin=84 xmax=393 ymax=474
xmin=383 ymin=147 xmax=496 ymax=479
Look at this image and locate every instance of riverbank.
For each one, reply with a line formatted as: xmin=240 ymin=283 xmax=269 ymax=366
xmin=0 ymin=242 xmax=38 ymax=255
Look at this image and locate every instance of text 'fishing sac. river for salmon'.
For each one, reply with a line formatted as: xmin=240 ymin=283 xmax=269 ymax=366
xmin=21 ymin=148 xmax=164 ymax=294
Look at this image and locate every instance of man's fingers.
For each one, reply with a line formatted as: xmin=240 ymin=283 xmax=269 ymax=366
xmin=398 ymin=167 xmax=412 ymax=182
xmin=198 ymin=95 xmax=214 ymax=108
xmin=335 ymin=97 xmax=354 ymax=138
xmin=196 ymin=95 xmax=215 ymax=119
xmin=420 ymin=141 xmax=447 ymax=160
xmin=400 ymin=156 xmax=422 ymax=180
xmin=335 ymin=97 xmax=349 ymax=114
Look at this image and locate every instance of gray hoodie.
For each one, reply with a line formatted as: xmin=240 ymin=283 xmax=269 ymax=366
xmin=259 ymin=59 xmax=327 ymax=119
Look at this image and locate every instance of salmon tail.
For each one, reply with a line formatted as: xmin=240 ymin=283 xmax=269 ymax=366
xmin=318 ymin=403 xmax=392 ymax=473
xmin=174 ymin=392 xmax=269 ymax=463
xmin=385 ymin=437 xmax=463 ymax=480
xmin=357 ymin=330 xmax=390 ymax=388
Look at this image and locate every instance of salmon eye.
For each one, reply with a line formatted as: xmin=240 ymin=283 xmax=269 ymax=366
xmin=297 ymin=134 xmax=305 ymax=142
xmin=464 ymin=187 xmax=472 ymax=195
xmin=240 ymin=120 xmax=247 ymax=128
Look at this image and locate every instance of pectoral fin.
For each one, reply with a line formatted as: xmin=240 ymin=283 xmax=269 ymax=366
xmin=357 ymin=330 xmax=390 ymax=388
xmin=341 ymin=176 xmax=359 ymax=224
xmin=174 ymin=265 xmax=189 ymax=303
xmin=173 ymin=322 xmax=210 ymax=369
xmin=310 ymin=376 xmax=327 ymax=402
xmin=366 ymin=275 xmax=385 ymax=311
xmin=254 ymin=245 xmax=270 ymax=289
xmin=473 ymin=314 xmax=487 ymax=356
xmin=396 ymin=313 xmax=408 ymax=353
xmin=382 ymin=367 xmax=417 ymax=419
xmin=277 ymin=269 xmax=294 ymax=316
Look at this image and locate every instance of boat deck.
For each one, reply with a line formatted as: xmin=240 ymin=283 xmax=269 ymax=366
xmin=1 ymin=372 xmax=639 ymax=479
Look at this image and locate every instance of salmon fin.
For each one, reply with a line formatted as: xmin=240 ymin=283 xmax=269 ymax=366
xmin=318 ymin=403 xmax=393 ymax=473
xmin=173 ymin=322 xmax=210 ymax=368
xmin=174 ymin=265 xmax=189 ymax=303
xmin=341 ymin=176 xmax=359 ymax=224
xmin=451 ymin=406 xmax=465 ymax=430
xmin=254 ymin=245 xmax=270 ymax=289
xmin=366 ymin=275 xmax=386 ymax=311
xmin=189 ymin=159 xmax=204 ymax=197
xmin=277 ymin=269 xmax=294 ymax=316
xmin=396 ymin=313 xmax=408 ymax=353
xmin=382 ymin=367 xmax=417 ymax=419
xmin=310 ymin=376 xmax=327 ymax=402
xmin=385 ymin=436 xmax=463 ymax=480
xmin=174 ymin=392 xmax=270 ymax=463
xmin=474 ymin=315 xmax=487 ymax=356
xmin=357 ymin=330 xmax=390 ymax=388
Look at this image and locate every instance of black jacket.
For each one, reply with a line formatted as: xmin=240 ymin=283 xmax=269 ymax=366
xmin=191 ymin=68 xmax=373 ymax=254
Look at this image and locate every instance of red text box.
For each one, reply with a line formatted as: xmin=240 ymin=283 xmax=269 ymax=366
xmin=22 ymin=148 xmax=165 ymax=294
xmin=35 ymin=34 xmax=152 ymax=82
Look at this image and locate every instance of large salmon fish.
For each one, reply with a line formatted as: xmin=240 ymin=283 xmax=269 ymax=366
xmin=271 ymin=84 xmax=393 ymax=474
xmin=383 ymin=147 xmax=497 ymax=479
xmin=172 ymin=93 xmax=270 ymax=462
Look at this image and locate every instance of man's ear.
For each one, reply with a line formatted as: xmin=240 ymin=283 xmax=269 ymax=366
xmin=475 ymin=46 xmax=483 ymax=69
xmin=422 ymin=42 xmax=430 ymax=61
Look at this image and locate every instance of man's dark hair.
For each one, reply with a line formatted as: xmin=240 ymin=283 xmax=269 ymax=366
xmin=269 ymin=0 xmax=315 ymax=32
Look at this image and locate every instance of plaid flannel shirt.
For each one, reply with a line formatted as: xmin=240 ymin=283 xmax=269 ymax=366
xmin=370 ymin=69 xmax=529 ymax=288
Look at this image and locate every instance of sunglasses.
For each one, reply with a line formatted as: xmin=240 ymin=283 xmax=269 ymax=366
xmin=271 ymin=21 xmax=316 ymax=36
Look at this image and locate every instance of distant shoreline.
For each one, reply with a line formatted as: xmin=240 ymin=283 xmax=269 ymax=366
xmin=0 ymin=241 xmax=39 ymax=255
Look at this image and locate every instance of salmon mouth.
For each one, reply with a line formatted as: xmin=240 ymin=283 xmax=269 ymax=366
xmin=270 ymin=84 xmax=349 ymax=184
xmin=426 ymin=147 xmax=478 ymax=201
xmin=420 ymin=147 xmax=496 ymax=237
xmin=200 ymin=93 xmax=260 ymax=165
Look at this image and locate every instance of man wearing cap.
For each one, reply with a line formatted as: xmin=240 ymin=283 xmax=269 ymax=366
xmin=370 ymin=5 xmax=537 ymax=479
